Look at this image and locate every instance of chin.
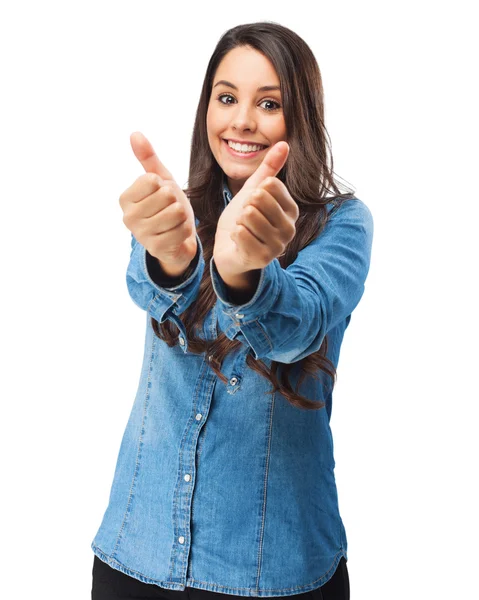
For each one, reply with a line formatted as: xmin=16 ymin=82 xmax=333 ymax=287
xmin=223 ymin=164 xmax=253 ymax=179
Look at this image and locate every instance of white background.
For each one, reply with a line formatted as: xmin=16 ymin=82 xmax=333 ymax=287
xmin=1 ymin=1 xmax=477 ymax=598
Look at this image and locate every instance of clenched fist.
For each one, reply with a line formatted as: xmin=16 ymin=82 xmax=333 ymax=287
xmin=213 ymin=141 xmax=298 ymax=276
xmin=119 ymin=132 xmax=197 ymax=276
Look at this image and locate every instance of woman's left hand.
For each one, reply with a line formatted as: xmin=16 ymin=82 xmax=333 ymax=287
xmin=213 ymin=142 xmax=299 ymax=275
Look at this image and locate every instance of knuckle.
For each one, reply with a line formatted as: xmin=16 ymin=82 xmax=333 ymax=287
xmin=145 ymin=172 xmax=160 ymax=185
xmin=174 ymin=203 xmax=187 ymax=220
xmin=264 ymin=176 xmax=276 ymax=188
xmin=237 ymin=224 xmax=247 ymax=237
xmin=160 ymin=184 xmax=176 ymax=200
xmin=183 ymin=221 xmax=194 ymax=237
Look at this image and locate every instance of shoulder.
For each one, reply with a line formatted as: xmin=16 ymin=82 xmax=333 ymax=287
xmin=325 ymin=196 xmax=373 ymax=233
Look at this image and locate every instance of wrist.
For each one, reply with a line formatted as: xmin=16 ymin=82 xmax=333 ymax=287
xmin=151 ymin=239 xmax=199 ymax=279
xmin=213 ymin=257 xmax=261 ymax=304
xmin=156 ymin=259 xmax=191 ymax=278
xmin=146 ymin=242 xmax=200 ymax=287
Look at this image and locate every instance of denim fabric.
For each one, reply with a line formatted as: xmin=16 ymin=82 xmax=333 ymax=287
xmin=91 ymin=182 xmax=373 ymax=597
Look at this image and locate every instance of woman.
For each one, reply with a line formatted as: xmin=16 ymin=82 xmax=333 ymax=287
xmin=91 ymin=21 xmax=373 ymax=600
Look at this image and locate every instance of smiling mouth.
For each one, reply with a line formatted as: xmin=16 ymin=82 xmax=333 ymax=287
xmin=223 ymin=139 xmax=269 ymax=154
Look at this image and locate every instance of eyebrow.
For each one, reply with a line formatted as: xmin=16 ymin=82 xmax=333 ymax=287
xmin=213 ymin=80 xmax=280 ymax=93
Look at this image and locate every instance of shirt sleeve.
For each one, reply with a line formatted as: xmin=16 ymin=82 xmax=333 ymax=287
xmin=126 ymin=232 xmax=204 ymax=346
xmin=209 ymin=198 xmax=374 ymax=364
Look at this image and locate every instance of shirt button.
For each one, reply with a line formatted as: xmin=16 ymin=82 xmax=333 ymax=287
xmin=208 ymin=355 xmax=213 ymax=361
xmin=179 ymin=336 xmax=185 ymax=346
xmin=184 ymin=474 xmax=191 ymax=482
xmin=178 ymin=536 xmax=185 ymax=544
xmin=235 ymin=313 xmax=244 ymax=319
xmin=195 ymin=413 xmax=202 ymax=421
xmin=229 ymin=377 xmax=238 ymax=386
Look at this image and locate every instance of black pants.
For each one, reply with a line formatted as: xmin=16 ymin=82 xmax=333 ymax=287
xmin=92 ymin=555 xmax=349 ymax=600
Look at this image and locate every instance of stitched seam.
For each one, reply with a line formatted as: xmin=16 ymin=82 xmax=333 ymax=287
xmin=111 ymin=335 xmax=156 ymax=558
xmin=226 ymin=265 xmax=281 ymax=325
xmin=183 ymin=372 xmax=217 ymax=575
xmin=147 ymin=293 xmax=161 ymax=314
xmin=93 ymin=544 xmax=345 ymax=593
xmin=255 ymin=391 xmax=276 ymax=591
xmin=186 ymin=552 xmax=345 ymax=592
xmin=188 ymin=371 xmax=216 ymax=547
xmin=194 ymin=371 xmax=215 ymax=465
xmin=93 ymin=545 xmax=168 ymax=586
xmin=224 ymin=322 xmax=239 ymax=337
xmin=225 ymin=314 xmax=257 ymax=326
xmin=252 ymin=319 xmax=273 ymax=354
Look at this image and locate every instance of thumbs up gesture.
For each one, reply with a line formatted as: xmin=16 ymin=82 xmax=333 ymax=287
xmin=213 ymin=141 xmax=299 ymax=276
xmin=119 ymin=132 xmax=197 ymax=274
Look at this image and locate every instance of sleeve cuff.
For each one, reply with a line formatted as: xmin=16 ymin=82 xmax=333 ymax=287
xmin=145 ymin=239 xmax=201 ymax=288
xmin=126 ymin=233 xmax=204 ymax=352
xmin=209 ymin=256 xmax=281 ymax=359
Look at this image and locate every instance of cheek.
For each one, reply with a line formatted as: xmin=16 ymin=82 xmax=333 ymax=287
xmin=207 ymin=104 xmax=231 ymax=137
xmin=206 ymin=110 xmax=221 ymax=158
xmin=206 ymin=103 xmax=217 ymax=134
xmin=207 ymin=103 xmax=220 ymax=127
xmin=271 ymin=117 xmax=287 ymax=140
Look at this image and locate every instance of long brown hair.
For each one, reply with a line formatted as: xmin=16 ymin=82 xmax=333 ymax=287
xmin=151 ymin=22 xmax=356 ymax=410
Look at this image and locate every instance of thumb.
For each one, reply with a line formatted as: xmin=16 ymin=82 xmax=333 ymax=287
xmin=130 ymin=131 xmax=174 ymax=181
xmin=244 ymin=141 xmax=289 ymax=190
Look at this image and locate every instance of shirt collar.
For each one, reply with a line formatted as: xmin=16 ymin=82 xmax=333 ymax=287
xmin=222 ymin=180 xmax=233 ymax=206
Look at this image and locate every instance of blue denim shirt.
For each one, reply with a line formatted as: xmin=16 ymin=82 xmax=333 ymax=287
xmin=91 ymin=182 xmax=374 ymax=596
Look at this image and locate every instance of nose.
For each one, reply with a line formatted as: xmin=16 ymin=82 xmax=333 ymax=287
xmin=231 ymin=102 xmax=257 ymax=132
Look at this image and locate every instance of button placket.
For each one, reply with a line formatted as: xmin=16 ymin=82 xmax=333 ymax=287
xmin=167 ymin=344 xmax=216 ymax=585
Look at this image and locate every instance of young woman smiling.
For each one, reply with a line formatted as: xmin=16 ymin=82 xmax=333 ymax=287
xmin=91 ymin=21 xmax=373 ymax=600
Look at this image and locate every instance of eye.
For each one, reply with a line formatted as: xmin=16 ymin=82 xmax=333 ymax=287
xmin=218 ymin=93 xmax=235 ymax=105
xmin=259 ymin=99 xmax=281 ymax=112
xmin=217 ymin=94 xmax=281 ymax=112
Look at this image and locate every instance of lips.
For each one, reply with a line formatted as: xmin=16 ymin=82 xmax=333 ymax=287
xmin=223 ymin=138 xmax=269 ymax=149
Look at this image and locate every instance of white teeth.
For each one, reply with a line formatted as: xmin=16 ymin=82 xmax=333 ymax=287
xmin=227 ymin=140 xmax=265 ymax=153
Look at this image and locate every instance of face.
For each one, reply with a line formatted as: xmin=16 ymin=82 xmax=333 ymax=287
xmin=206 ymin=45 xmax=287 ymax=197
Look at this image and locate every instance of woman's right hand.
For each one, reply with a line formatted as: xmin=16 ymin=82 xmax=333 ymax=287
xmin=119 ymin=132 xmax=197 ymax=274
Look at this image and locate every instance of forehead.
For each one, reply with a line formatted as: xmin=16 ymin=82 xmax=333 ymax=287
xmin=213 ymin=46 xmax=280 ymax=88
